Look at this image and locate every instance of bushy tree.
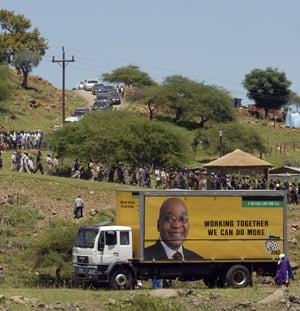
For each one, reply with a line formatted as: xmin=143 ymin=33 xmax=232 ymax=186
xmin=0 ymin=9 xmax=48 ymax=88
xmin=102 ymin=65 xmax=157 ymax=88
xmin=28 ymin=220 xmax=78 ymax=287
xmin=49 ymin=110 xmax=191 ymax=168
xmin=162 ymin=75 xmax=234 ymax=127
xmin=136 ymin=85 xmax=168 ymax=119
xmin=197 ymin=122 xmax=266 ymax=156
xmin=242 ymin=67 xmax=291 ymax=118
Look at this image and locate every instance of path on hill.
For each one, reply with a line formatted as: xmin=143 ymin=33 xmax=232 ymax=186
xmin=73 ymin=89 xmax=129 ymax=110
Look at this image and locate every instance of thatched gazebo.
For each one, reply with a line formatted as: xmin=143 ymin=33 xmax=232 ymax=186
xmin=203 ymin=149 xmax=273 ymax=190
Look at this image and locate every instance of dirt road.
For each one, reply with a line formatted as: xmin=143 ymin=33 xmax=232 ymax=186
xmin=73 ymin=89 xmax=96 ymax=108
xmin=73 ymin=89 xmax=128 ymax=110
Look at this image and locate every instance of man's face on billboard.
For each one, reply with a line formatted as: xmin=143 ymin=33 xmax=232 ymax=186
xmin=157 ymin=198 xmax=189 ymax=250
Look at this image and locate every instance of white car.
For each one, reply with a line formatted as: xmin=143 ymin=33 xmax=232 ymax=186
xmin=83 ymin=79 xmax=98 ymax=91
xmin=76 ymin=81 xmax=84 ymax=90
xmin=65 ymin=116 xmax=80 ymax=123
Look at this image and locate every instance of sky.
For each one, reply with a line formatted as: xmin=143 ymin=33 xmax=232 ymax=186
xmin=2 ymin=0 xmax=300 ymax=105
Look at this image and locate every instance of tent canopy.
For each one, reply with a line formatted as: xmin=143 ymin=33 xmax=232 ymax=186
xmin=203 ymin=149 xmax=272 ymax=168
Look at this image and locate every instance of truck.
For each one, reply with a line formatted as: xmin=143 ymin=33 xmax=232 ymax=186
xmin=72 ymin=190 xmax=287 ymax=289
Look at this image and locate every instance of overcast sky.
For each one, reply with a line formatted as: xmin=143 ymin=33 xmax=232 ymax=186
xmin=3 ymin=0 xmax=300 ymax=105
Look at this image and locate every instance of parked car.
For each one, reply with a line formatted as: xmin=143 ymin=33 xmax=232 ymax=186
xmin=96 ymin=93 xmax=111 ymax=101
xmin=97 ymin=85 xmax=115 ymax=94
xmin=83 ymin=79 xmax=99 ymax=91
xmin=52 ymin=124 xmax=63 ymax=131
xmin=91 ymin=100 xmax=111 ymax=111
xmin=72 ymin=107 xmax=90 ymax=119
xmin=102 ymin=85 xmax=115 ymax=92
xmin=76 ymin=81 xmax=84 ymax=90
xmin=109 ymin=91 xmax=121 ymax=105
xmin=92 ymin=83 xmax=104 ymax=95
xmin=0 ymin=265 xmax=4 ymax=283
xmin=65 ymin=116 xmax=80 ymax=123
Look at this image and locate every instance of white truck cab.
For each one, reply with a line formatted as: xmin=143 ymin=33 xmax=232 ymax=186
xmin=72 ymin=222 xmax=134 ymax=289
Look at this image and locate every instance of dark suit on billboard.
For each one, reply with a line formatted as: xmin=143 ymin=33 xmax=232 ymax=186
xmin=144 ymin=240 xmax=202 ymax=260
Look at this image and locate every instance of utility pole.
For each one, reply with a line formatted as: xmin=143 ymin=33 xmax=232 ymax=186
xmin=219 ymin=128 xmax=223 ymax=157
xmin=52 ymin=47 xmax=74 ymax=124
xmin=218 ymin=107 xmax=223 ymax=157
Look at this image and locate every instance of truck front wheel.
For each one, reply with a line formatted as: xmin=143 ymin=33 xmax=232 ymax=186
xmin=225 ymin=265 xmax=250 ymax=288
xmin=110 ymin=267 xmax=133 ymax=290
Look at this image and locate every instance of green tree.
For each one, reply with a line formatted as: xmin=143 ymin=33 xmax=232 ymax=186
xmin=162 ymin=75 xmax=234 ymax=127
xmin=102 ymin=65 xmax=157 ymax=88
xmin=49 ymin=110 xmax=191 ymax=168
xmin=197 ymin=122 xmax=266 ymax=156
xmin=0 ymin=9 xmax=48 ymax=88
xmin=135 ymin=85 xmax=167 ymax=119
xmin=242 ymin=67 xmax=291 ymax=118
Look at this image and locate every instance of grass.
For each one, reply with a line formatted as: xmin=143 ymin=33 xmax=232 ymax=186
xmin=0 ymin=281 xmax=300 ymax=311
xmin=238 ymin=116 xmax=300 ymax=167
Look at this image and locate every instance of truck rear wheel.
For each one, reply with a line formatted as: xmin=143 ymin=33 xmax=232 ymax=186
xmin=226 ymin=265 xmax=250 ymax=288
xmin=110 ymin=267 xmax=133 ymax=290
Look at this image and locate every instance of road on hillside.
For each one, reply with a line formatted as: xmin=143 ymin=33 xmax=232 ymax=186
xmin=73 ymin=89 xmax=96 ymax=108
xmin=73 ymin=89 xmax=128 ymax=110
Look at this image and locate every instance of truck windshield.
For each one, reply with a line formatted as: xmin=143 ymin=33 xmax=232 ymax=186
xmin=76 ymin=229 xmax=98 ymax=248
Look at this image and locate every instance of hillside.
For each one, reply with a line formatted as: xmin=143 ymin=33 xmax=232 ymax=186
xmin=2 ymin=69 xmax=300 ymax=168
xmin=1 ymin=71 xmax=300 ymax=311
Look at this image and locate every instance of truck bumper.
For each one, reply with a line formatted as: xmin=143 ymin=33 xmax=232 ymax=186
xmin=73 ymin=264 xmax=110 ymax=283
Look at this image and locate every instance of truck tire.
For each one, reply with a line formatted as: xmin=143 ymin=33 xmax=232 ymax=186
xmin=110 ymin=267 xmax=133 ymax=290
xmin=225 ymin=265 xmax=250 ymax=288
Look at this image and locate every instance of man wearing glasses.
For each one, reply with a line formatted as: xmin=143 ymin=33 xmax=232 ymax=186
xmin=144 ymin=197 xmax=202 ymax=260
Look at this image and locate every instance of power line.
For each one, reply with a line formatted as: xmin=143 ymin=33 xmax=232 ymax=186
xmin=52 ymin=47 xmax=75 ymax=124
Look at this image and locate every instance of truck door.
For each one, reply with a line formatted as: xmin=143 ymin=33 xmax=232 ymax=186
xmin=98 ymin=230 xmax=119 ymax=263
xmin=119 ymin=231 xmax=132 ymax=260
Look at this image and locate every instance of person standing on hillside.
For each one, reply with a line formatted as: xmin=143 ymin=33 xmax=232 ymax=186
xmin=274 ymin=253 xmax=294 ymax=286
xmin=46 ymin=154 xmax=53 ymax=175
xmin=53 ymin=155 xmax=61 ymax=176
xmin=74 ymin=195 xmax=84 ymax=218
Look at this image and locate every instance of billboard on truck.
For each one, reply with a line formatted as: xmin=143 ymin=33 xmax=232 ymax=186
xmin=139 ymin=191 xmax=286 ymax=261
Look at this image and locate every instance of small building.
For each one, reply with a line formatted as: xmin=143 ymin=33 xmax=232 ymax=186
xmin=269 ymin=166 xmax=300 ymax=183
xmin=203 ymin=149 xmax=273 ymax=190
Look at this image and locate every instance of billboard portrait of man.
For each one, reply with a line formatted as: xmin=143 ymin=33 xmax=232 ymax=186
xmin=144 ymin=197 xmax=202 ymax=260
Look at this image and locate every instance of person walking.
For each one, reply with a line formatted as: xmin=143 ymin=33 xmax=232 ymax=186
xmin=74 ymin=195 xmax=84 ymax=218
xmin=53 ymin=156 xmax=61 ymax=176
xmin=46 ymin=154 xmax=53 ymax=175
xmin=34 ymin=150 xmax=44 ymax=174
xmin=274 ymin=253 xmax=294 ymax=286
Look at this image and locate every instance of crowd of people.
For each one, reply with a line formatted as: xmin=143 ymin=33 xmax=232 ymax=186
xmin=209 ymin=172 xmax=299 ymax=204
xmin=10 ymin=149 xmax=61 ymax=175
xmin=0 ymin=130 xmax=43 ymax=151
xmin=3 ymin=144 xmax=300 ymax=204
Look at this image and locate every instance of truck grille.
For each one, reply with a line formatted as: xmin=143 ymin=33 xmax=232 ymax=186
xmin=77 ymin=256 xmax=88 ymax=264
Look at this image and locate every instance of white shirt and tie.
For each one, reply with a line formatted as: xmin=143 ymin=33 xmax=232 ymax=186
xmin=160 ymin=240 xmax=183 ymax=260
